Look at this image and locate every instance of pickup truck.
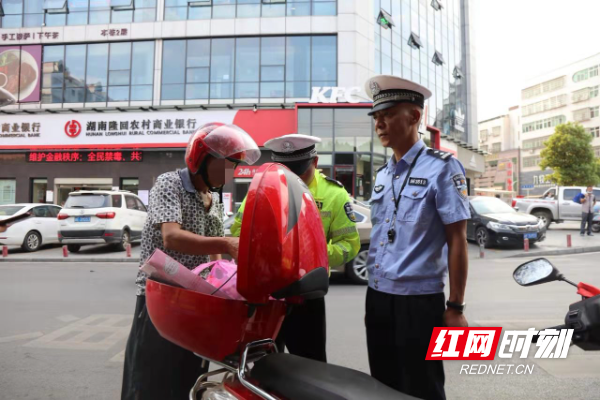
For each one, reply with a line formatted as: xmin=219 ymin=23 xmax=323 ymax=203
xmin=512 ymin=186 xmax=600 ymax=228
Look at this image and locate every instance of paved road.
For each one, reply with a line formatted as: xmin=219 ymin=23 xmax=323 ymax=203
xmin=1 ymin=252 xmax=599 ymax=399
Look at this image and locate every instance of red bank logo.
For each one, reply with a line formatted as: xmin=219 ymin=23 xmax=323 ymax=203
xmin=65 ymin=120 xmax=82 ymax=138
xmin=426 ymin=327 xmax=503 ymax=360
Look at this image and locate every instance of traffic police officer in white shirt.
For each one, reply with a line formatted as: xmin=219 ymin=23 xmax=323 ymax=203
xmin=364 ymin=75 xmax=471 ymax=400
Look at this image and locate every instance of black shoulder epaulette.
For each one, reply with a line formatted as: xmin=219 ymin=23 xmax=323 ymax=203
xmin=426 ymin=148 xmax=452 ymax=161
xmin=324 ymin=176 xmax=344 ymax=188
xmin=376 ymin=164 xmax=387 ymax=172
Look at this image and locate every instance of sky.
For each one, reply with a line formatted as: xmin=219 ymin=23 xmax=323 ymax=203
xmin=473 ymin=0 xmax=600 ymax=121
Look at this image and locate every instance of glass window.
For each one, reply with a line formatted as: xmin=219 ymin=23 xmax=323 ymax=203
xmin=286 ymin=36 xmax=310 ymax=83
xmin=135 ymin=198 xmax=147 ymax=212
xmin=236 ymin=38 xmax=260 ymax=82
xmin=312 ymin=36 xmax=336 ymax=82
xmin=160 ymin=35 xmax=336 ymax=101
xmin=260 ymin=82 xmax=284 ymax=98
xmin=64 ymin=45 xmax=87 ymax=88
xmin=4 ymin=0 xmax=24 ymax=14
xmin=31 ymin=178 xmax=48 ymax=203
xmin=121 ymin=178 xmax=139 ymax=194
xmin=235 ymin=83 xmax=259 ymax=99
xmin=125 ymin=195 xmax=138 ymax=210
xmin=298 ymin=108 xmax=311 ymax=135
xmin=131 ymin=41 xmax=155 ymax=87
xmin=210 ymin=39 xmax=235 ymax=84
xmin=112 ymin=194 xmax=123 ymax=208
xmin=186 ymin=83 xmax=209 ymax=99
xmin=312 ymin=108 xmax=333 ymax=151
xmin=355 ymin=154 xmax=372 ymax=201
xmin=262 ymin=37 xmax=286 ymax=66
xmin=67 ymin=11 xmax=88 ymax=25
xmin=0 ymin=179 xmax=17 ymax=205
xmin=86 ymin=43 xmax=109 ymax=102
xmin=262 ymin=3 xmax=285 ymax=17
xmin=334 ymin=109 xmax=371 ymax=152
xmin=162 ymin=40 xmax=186 ymax=87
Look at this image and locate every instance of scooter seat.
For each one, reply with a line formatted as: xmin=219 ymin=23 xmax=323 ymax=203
xmin=251 ymin=353 xmax=416 ymax=400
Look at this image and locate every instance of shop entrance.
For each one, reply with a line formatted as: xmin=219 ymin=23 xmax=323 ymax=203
xmin=334 ymin=165 xmax=355 ymax=197
xmin=54 ymin=178 xmax=114 ymax=206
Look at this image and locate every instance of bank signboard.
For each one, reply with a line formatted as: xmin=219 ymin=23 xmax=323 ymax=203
xmin=0 ymin=109 xmax=296 ymax=150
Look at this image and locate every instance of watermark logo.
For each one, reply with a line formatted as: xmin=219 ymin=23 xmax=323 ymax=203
xmin=427 ymin=327 xmax=573 ymax=376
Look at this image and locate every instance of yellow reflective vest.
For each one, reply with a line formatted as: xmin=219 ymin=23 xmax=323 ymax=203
xmin=230 ymin=170 xmax=360 ymax=268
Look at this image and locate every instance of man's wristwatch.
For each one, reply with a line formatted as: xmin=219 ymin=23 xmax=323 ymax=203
xmin=446 ymin=300 xmax=466 ymax=313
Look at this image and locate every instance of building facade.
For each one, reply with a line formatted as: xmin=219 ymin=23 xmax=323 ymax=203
xmin=519 ymin=53 xmax=600 ymax=196
xmin=0 ymin=0 xmax=481 ymax=209
xmin=474 ymin=105 xmax=520 ymax=193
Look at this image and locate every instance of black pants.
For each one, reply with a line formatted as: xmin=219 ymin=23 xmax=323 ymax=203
xmin=365 ymin=288 xmax=446 ymax=400
xmin=275 ymin=297 xmax=327 ymax=362
xmin=581 ymin=212 xmax=594 ymax=235
xmin=121 ymin=295 xmax=209 ymax=400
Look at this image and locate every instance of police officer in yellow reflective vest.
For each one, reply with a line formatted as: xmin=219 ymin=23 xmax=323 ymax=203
xmin=231 ymin=134 xmax=360 ymax=362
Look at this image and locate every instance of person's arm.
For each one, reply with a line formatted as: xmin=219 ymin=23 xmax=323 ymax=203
xmin=162 ymin=222 xmax=239 ymax=260
xmin=444 ymin=220 xmax=469 ymax=327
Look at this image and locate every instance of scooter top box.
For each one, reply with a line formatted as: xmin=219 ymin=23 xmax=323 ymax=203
xmin=146 ymin=163 xmax=329 ymax=362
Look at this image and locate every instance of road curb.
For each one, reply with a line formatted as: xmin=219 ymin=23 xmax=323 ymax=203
xmin=0 ymin=258 xmax=140 ymax=263
xmin=506 ymin=246 xmax=600 ymax=259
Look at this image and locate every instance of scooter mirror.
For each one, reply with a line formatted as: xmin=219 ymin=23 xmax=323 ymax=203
xmin=513 ymin=258 xmax=561 ymax=286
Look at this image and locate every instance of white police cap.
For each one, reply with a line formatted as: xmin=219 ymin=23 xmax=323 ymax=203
xmin=264 ymin=134 xmax=321 ymax=162
xmin=364 ymin=75 xmax=432 ymax=116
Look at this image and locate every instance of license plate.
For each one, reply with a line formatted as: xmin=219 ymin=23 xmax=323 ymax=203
xmin=75 ymin=216 xmax=90 ymax=223
xmin=524 ymin=233 xmax=537 ymax=240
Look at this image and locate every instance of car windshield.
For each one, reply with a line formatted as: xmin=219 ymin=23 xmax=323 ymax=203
xmin=471 ymin=197 xmax=516 ymax=215
xmin=0 ymin=205 xmax=25 ymax=216
xmin=64 ymin=194 xmax=110 ymax=209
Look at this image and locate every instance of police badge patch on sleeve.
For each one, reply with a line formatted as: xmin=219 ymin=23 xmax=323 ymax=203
xmin=452 ymin=174 xmax=468 ymax=200
xmin=344 ymin=202 xmax=357 ymax=222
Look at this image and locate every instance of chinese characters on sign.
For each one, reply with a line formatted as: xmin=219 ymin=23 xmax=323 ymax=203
xmin=84 ymin=118 xmax=198 ymax=137
xmin=0 ymin=122 xmax=41 ymax=138
xmin=0 ymin=32 xmax=60 ymax=42
xmin=101 ymin=29 xmax=129 ymax=37
xmin=27 ymin=151 xmax=143 ymax=163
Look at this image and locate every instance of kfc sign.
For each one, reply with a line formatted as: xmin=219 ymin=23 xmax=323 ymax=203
xmin=309 ymin=87 xmax=362 ymax=104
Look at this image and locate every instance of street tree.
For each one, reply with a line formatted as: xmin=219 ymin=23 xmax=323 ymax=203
xmin=539 ymin=122 xmax=600 ymax=186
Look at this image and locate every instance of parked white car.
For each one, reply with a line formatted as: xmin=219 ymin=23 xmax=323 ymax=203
xmin=0 ymin=204 xmax=62 ymax=252
xmin=58 ymin=190 xmax=147 ymax=253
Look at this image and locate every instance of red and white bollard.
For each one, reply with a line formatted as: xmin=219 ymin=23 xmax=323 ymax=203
xmin=62 ymin=245 xmax=68 ymax=257
xmin=479 ymin=243 xmax=485 ymax=258
xmin=567 ymin=234 xmax=572 ymax=248
xmin=524 ymin=238 xmax=529 ymax=252
xmin=2 ymin=246 xmax=7 ymax=258
xmin=126 ymin=243 xmax=132 ymax=258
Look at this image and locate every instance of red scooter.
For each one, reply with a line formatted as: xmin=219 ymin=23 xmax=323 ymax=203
xmin=145 ymin=163 xmax=410 ymax=400
xmin=512 ymin=257 xmax=600 ymax=350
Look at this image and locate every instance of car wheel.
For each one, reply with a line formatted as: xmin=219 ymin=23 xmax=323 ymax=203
xmin=22 ymin=231 xmax=41 ymax=252
xmin=592 ymin=223 xmax=600 ymax=233
xmin=532 ymin=210 xmax=552 ymax=229
xmin=346 ymin=246 xmax=369 ymax=285
xmin=116 ymin=230 xmax=130 ymax=252
xmin=67 ymin=244 xmax=81 ymax=253
xmin=475 ymin=227 xmax=491 ymax=249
